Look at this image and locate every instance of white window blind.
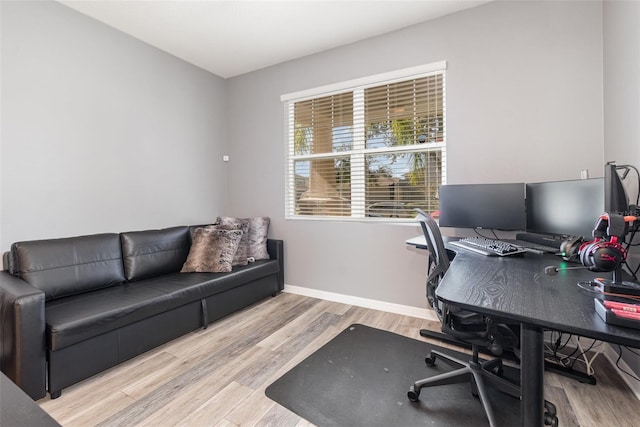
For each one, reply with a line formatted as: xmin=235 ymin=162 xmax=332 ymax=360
xmin=284 ymin=63 xmax=446 ymax=220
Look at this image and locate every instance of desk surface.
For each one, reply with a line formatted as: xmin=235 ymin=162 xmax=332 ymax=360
xmin=435 ymin=246 xmax=640 ymax=349
xmin=1 ymin=372 xmax=60 ymax=427
xmin=408 ymin=234 xmax=640 ymax=426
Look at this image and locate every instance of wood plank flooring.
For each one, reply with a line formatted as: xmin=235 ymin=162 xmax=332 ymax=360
xmin=38 ymin=293 xmax=640 ymax=426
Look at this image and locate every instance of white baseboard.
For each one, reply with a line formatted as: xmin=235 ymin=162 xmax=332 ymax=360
xmin=603 ymin=343 xmax=640 ymax=401
xmin=283 ymin=284 xmax=433 ymax=320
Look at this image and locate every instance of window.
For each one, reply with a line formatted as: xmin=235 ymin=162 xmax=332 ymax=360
xmin=283 ymin=62 xmax=446 ymax=220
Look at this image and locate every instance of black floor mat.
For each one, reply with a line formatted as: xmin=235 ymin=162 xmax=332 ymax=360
xmin=265 ymin=324 xmax=521 ymax=426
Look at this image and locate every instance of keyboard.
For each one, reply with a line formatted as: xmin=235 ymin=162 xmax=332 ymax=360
xmin=502 ymin=239 xmax=560 ymax=254
xmin=449 ymin=237 xmax=528 ymax=257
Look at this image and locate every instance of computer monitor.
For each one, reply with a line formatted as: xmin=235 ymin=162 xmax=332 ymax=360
xmin=525 ymin=178 xmax=604 ymax=238
xmin=604 ymin=163 xmax=630 ymax=214
xmin=438 ymin=183 xmax=526 ymax=230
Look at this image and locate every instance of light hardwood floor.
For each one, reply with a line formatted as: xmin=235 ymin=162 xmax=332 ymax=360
xmin=38 ymin=292 xmax=640 ymax=426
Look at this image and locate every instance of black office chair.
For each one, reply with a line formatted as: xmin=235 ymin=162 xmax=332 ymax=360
xmin=408 ymin=209 xmax=557 ymax=427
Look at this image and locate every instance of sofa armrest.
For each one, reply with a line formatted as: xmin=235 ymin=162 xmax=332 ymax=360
xmin=0 ymin=271 xmax=47 ymax=399
xmin=267 ymin=239 xmax=284 ymax=291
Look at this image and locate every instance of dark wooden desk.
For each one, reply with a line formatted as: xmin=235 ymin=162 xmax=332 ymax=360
xmin=436 ymin=247 xmax=640 ymax=426
xmin=0 ymin=372 xmax=60 ymax=427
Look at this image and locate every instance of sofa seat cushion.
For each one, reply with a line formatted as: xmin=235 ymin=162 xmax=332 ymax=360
xmin=45 ymin=285 xmax=172 ymax=351
xmin=146 ymin=259 xmax=278 ymax=301
xmin=45 ymin=259 xmax=279 ymax=351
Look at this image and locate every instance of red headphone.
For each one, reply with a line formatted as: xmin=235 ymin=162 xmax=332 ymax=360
xmin=578 ymin=213 xmax=635 ymax=272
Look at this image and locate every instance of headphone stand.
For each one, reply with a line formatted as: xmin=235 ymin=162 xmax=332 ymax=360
xmin=594 ymin=267 xmax=640 ymax=296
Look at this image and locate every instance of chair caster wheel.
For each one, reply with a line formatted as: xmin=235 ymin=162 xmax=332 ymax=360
xmin=544 ymin=413 xmax=558 ymax=427
xmin=425 ymin=353 xmax=436 ymax=366
xmin=407 ymin=386 xmax=420 ymax=402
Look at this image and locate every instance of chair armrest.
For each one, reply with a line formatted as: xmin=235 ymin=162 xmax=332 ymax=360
xmin=0 ymin=272 xmax=47 ymax=399
xmin=267 ymin=239 xmax=284 ymax=291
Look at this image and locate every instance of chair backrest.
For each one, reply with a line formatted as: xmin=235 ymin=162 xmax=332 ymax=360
xmin=415 ymin=209 xmax=454 ymax=320
xmin=415 ymin=209 xmax=450 ymax=277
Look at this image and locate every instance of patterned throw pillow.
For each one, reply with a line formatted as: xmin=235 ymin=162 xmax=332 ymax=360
xmin=180 ymin=228 xmax=242 ymax=273
xmin=204 ymin=222 xmax=249 ymax=266
xmin=217 ymin=216 xmax=270 ymax=260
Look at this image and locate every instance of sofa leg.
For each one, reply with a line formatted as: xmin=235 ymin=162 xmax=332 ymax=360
xmin=50 ymin=390 xmax=62 ymax=399
xmin=200 ymin=299 xmax=208 ymax=329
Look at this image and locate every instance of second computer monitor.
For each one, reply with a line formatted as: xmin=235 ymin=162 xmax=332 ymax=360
xmin=604 ymin=163 xmax=631 ymax=214
xmin=438 ymin=183 xmax=526 ymax=230
xmin=525 ymin=178 xmax=604 ymax=238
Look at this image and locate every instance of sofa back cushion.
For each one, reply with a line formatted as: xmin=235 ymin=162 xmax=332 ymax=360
xmin=11 ymin=234 xmax=125 ymax=301
xmin=120 ymin=226 xmax=191 ymax=281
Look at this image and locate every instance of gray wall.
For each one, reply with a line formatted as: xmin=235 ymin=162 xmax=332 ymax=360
xmin=0 ymin=0 xmax=227 ymax=253
xmin=603 ymin=0 xmax=640 ymax=375
xmin=226 ymin=0 xmax=605 ymax=308
xmin=604 ymin=0 xmax=640 ymax=198
xmin=1 ymin=0 xmax=626 ymax=313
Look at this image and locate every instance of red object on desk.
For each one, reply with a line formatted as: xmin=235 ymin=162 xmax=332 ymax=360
xmin=611 ymin=308 xmax=640 ymax=320
xmin=603 ymin=300 xmax=640 ymax=313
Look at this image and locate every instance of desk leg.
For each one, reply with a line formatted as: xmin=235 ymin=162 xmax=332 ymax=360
xmin=521 ymin=323 xmax=544 ymax=427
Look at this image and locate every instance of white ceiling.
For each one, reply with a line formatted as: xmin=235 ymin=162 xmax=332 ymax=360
xmin=59 ymin=0 xmax=491 ymax=78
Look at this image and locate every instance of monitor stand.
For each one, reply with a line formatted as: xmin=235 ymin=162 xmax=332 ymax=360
xmin=595 ymin=267 xmax=640 ymax=296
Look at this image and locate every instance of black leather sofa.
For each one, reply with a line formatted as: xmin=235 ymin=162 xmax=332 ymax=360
xmin=0 ymin=225 xmax=284 ymax=400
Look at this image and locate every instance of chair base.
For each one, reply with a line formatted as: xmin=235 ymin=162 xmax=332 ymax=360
xmin=419 ymin=328 xmax=596 ymax=385
xmin=408 ymin=348 xmax=558 ymax=427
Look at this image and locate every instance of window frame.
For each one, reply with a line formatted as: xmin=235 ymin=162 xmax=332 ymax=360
xmin=282 ymin=61 xmax=447 ymax=221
